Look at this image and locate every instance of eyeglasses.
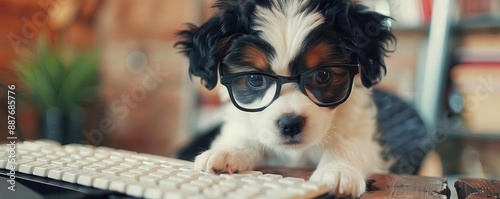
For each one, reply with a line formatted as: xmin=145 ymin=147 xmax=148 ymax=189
xmin=220 ymin=64 xmax=359 ymax=112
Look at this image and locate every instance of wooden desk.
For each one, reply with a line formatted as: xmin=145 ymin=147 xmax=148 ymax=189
xmin=256 ymin=167 xmax=499 ymax=199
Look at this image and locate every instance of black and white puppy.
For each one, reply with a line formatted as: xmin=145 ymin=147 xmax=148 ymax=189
xmin=176 ymin=0 xmax=395 ymax=197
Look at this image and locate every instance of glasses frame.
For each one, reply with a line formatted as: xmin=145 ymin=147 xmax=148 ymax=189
xmin=219 ymin=64 xmax=360 ymax=112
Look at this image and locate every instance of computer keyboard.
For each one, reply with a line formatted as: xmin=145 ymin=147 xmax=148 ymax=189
xmin=0 ymin=140 xmax=331 ymax=199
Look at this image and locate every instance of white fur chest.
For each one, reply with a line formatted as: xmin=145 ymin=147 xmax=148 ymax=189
xmin=262 ymin=147 xmax=323 ymax=168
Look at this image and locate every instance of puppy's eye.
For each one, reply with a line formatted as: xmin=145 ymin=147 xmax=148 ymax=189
xmin=313 ymin=70 xmax=331 ymax=85
xmin=246 ymin=75 xmax=266 ymax=90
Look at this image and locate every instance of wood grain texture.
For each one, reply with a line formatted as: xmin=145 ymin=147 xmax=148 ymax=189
xmin=362 ymin=174 xmax=450 ymax=199
xmin=455 ymin=178 xmax=500 ymax=199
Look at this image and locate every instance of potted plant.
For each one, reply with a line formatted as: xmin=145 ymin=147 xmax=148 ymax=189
xmin=13 ymin=35 xmax=99 ymax=144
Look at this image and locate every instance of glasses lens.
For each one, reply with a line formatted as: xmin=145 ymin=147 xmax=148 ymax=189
xmin=303 ymin=67 xmax=351 ymax=105
xmin=230 ymin=74 xmax=277 ymax=110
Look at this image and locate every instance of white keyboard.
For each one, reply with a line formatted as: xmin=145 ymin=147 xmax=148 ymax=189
xmin=0 ymin=140 xmax=330 ymax=199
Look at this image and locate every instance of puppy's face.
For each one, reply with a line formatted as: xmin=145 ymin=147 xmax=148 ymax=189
xmin=177 ymin=0 xmax=394 ymax=149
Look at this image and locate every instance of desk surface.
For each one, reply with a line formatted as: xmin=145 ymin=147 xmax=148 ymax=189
xmin=256 ymin=167 xmax=499 ymax=199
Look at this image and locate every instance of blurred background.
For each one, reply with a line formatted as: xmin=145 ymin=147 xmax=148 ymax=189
xmin=0 ymin=0 xmax=499 ymax=183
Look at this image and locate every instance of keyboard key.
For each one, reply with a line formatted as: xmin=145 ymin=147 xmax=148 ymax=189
xmin=33 ymin=164 xmax=61 ymax=177
xmin=67 ymin=162 xmax=91 ymax=169
xmin=142 ymin=160 xmax=163 ymax=165
xmin=40 ymin=148 xmax=55 ymax=154
xmin=181 ymin=183 xmax=206 ymax=192
xmin=264 ymin=189 xmax=301 ymax=198
xmin=92 ymin=162 xmax=115 ymax=168
xmin=35 ymin=157 xmax=56 ymax=164
xmin=203 ymin=186 xmax=226 ymax=198
xmin=7 ymin=158 xmax=32 ymax=171
xmin=103 ymin=158 xmax=123 ymax=164
xmin=278 ymin=177 xmax=305 ymax=185
xmin=110 ymin=151 xmax=129 ymax=158
xmin=18 ymin=154 xmax=37 ymax=161
xmin=125 ymin=157 xmax=143 ymax=162
xmin=258 ymin=174 xmax=283 ymax=181
xmin=109 ymin=179 xmax=135 ymax=192
xmin=121 ymin=161 xmax=141 ymax=168
xmin=85 ymin=157 xmax=103 ymax=162
xmin=30 ymin=152 xmax=44 ymax=158
xmin=95 ymin=153 xmax=110 ymax=159
xmin=226 ymin=188 xmax=261 ymax=199
xmin=163 ymin=190 xmax=197 ymax=199
xmin=159 ymin=178 xmax=182 ymax=188
xmin=77 ymin=172 xmax=105 ymax=186
xmin=83 ymin=165 xmax=106 ymax=172
xmin=61 ymin=157 xmax=76 ymax=162
xmin=54 ymin=150 xmax=69 ymax=156
xmin=140 ymin=175 xmax=161 ymax=184
xmin=220 ymin=173 xmax=252 ymax=180
xmin=245 ymin=171 xmax=264 ymax=176
xmin=263 ymin=181 xmax=285 ymax=189
xmin=169 ymin=175 xmax=190 ymax=183
xmin=51 ymin=159 xmax=73 ymax=167
xmin=241 ymin=177 xmax=266 ymax=184
xmin=102 ymin=168 xmax=127 ymax=175
xmin=148 ymin=172 xmax=168 ymax=178
xmin=120 ymin=171 xmax=142 ymax=180
xmin=126 ymin=183 xmax=150 ymax=198
xmin=205 ymin=184 xmax=235 ymax=195
xmin=129 ymin=168 xmax=148 ymax=174
xmin=179 ymin=167 xmax=193 ymax=171
xmin=145 ymin=186 xmax=171 ymax=199
xmin=47 ymin=167 xmax=78 ymax=180
xmin=198 ymin=175 xmax=223 ymax=184
xmin=157 ymin=167 xmax=179 ymax=175
xmin=93 ymin=175 xmax=121 ymax=189
xmin=138 ymin=164 xmax=160 ymax=171
xmin=177 ymin=171 xmax=203 ymax=179
xmin=191 ymin=179 xmax=212 ymax=187
xmin=62 ymin=170 xmax=91 ymax=183
xmin=18 ymin=161 xmax=45 ymax=174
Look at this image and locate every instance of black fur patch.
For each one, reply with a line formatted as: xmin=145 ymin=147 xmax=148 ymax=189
xmin=176 ymin=0 xmax=396 ymax=89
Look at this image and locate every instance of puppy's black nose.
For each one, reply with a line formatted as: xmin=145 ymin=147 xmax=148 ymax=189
xmin=277 ymin=115 xmax=305 ymax=137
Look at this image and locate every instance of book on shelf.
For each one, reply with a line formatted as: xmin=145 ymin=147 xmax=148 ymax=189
xmin=450 ymin=32 xmax=500 ymax=134
xmin=460 ymin=0 xmax=500 ymax=17
xmin=456 ymin=34 xmax=500 ymax=64
xmin=451 ymin=64 xmax=500 ymax=134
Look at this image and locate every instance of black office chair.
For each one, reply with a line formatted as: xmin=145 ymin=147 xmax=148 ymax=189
xmin=178 ymin=89 xmax=433 ymax=175
xmin=372 ymin=89 xmax=432 ymax=174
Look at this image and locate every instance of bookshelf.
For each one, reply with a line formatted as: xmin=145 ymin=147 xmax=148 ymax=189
xmin=415 ymin=0 xmax=500 ymax=134
xmin=411 ymin=0 xmax=500 ymax=177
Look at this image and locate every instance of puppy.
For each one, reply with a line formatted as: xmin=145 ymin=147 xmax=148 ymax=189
xmin=176 ymin=0 xmax=395 ymax=197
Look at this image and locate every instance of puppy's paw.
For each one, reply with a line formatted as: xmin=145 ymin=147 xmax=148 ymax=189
xmin=310 ymin=163 xmax=366 ymax=198
xmin=194 ymin=148 xmax=255 ymax=173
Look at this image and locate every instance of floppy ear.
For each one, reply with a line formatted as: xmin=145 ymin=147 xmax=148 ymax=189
xmin=175 ymin=15 xmax=227 ymax=90
xmin=348 ymin=4 xmax=396 ymax=88
xmin=175 ymin=0 xmax=253 ymax=90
